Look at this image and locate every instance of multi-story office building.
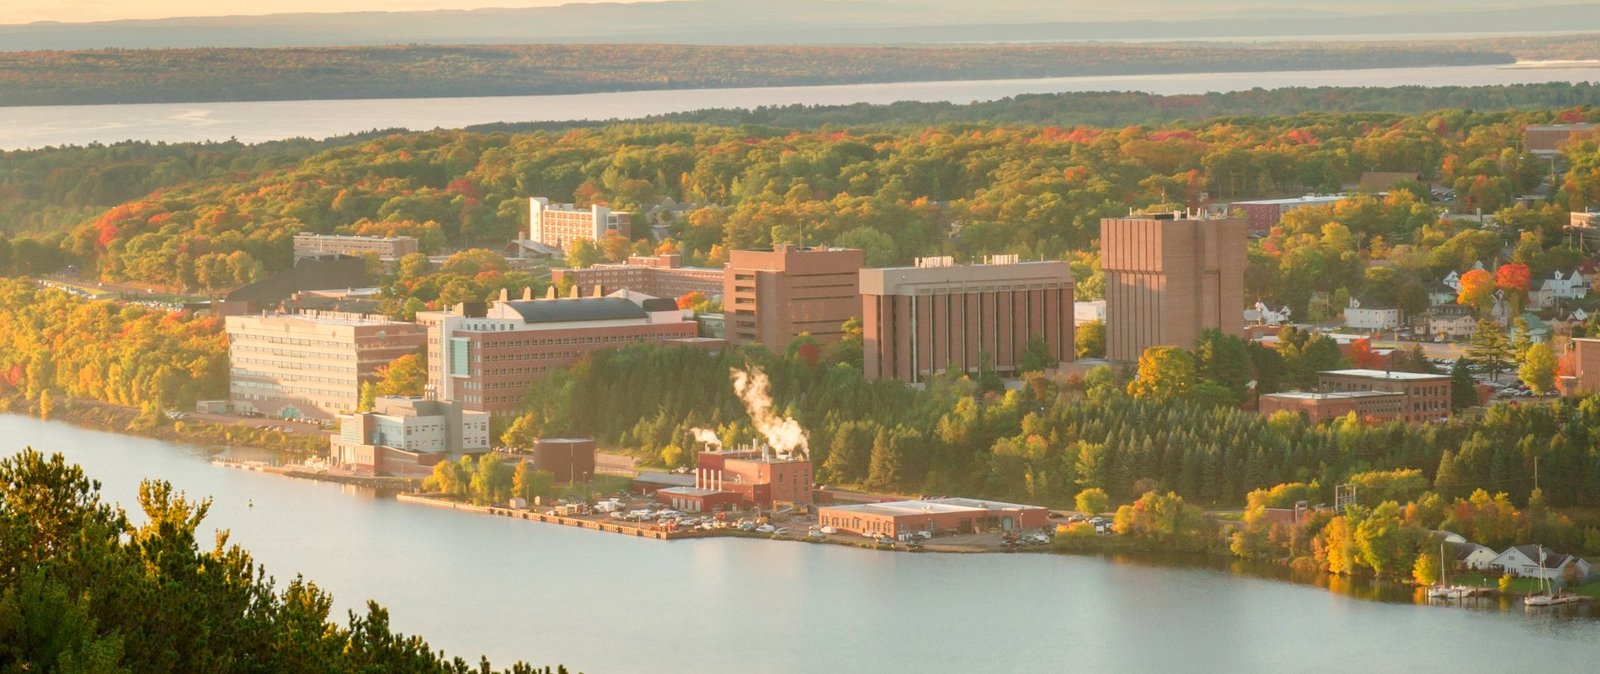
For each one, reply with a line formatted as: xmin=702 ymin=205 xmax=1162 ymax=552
xmin=1101 ymin=212 xmax=1247 ymax=362
xmin=1566 ymin=338 xmax=1600 ymax=396
xmin=417 ymin=291 xmax=704 ymax=417
xmin=528 ymin=197 xmax=630 ymax=250
xmin=225 ymin=312 xmax=426 ymax=421
xmin=1317 ymin=369 xmax=1452 ymax=424
xmin=330 ymin=396 xmax=490 ymax=477
xmin=724 ymin=245 xmax=863 ymax=348
xmin=859 ymin=256 xmax=1074 ymax=384
xmin=292 ymin=233 xmax=420 ymax=261
xmin=550 ymin=253 xmax=723 ymax=300
xmin=1258 ymin=390 xmax=1407 ymax=424
xmin=1526 ymin=123 xmax=1596 ymax=157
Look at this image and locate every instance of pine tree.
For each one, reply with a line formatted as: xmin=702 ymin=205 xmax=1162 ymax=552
xmin=1449 ymin=359 xmax=1479 ymax=412
xmin=1466 ymin=320 xmax=1513 ymax=382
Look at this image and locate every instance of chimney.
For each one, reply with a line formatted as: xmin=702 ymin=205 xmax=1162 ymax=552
xmin=592 ymin=285 xmax=603 ymax=298
xmin=498 ymin=288 xmax=508 ymax=302
xmin=568 ymin=285 xmax=579 ymax=299
xmin=545 ymin=286 xmax=556 ymax=299
xmin=522 ymin=287 xmax=532 ymax=301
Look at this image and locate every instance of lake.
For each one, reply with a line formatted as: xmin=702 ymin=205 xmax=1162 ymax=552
xmin=3 ymin=413 xmax=1595 ymax=673
xmin=0 ymin=63 xmax=1596 ymax=150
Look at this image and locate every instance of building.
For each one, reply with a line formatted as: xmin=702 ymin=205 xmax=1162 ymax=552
xmin=1101 ymin=212 xmax=1247 ymax=362
xmin=531 ymin=437 xmax=596 ymax=484
xmin=1229 ymin=195 xmax=1346 ymax=235
xmin=1489 ymin=545 xmax=1593 ymax=582
xmin=220 ymin=255 xmax=371 ymax=315
xmin=1526 ymin=123 xmax=1596 ymax=157
xmin=330 ymin=396 xmax=490 ymax=477
xmin=654 ymin=445 xmax=813 ymax=512
xmin=1529 ymin=269 xmax=1588 ymax=308
xmin=293 ymin=233 xmax=419 ymax=261
xmin=527 ymin=197 xmax=630 ymax=250
xmin=1344 ymin=297 xmax=1401 ymax=331
xmin=1566 ymin=338 xmax=1600 ymax=396
xmin=1570 ymin=211 xmax=1600 ymax=250
xmin=1448 ymin=541 xmax=1499 ymax=571
xmin=1258 ymin=391 xmax=1406 ymax=424
xmin=1318 ymin=369 xmax=1452 ymax=424
xmin=1417 ymin=305 xmax=1476 ymax=341
xmin=725 ymin=245 xmax=864 ymax=348
xmin=417 ymin=290 xmax=703 ymax=417
xmin=1357 ymin=172 xmax=1423 ymax=193
xmin=225 ymin=312 xmax=426 ymax=421
xmin=550 ymin=253 xmax=723 ymax=300
xmin=817 ymin=497 xmax=1051 ymax=539
xmin=1074 ymin=300 xmax=1106 ymax=326
xmin=859 ymin=256 xmax=1073 ymax=384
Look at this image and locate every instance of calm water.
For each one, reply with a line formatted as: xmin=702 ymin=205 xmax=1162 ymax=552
xmin=1 ymin=63 xmax=1597 ymax=150
xmin=3 ymin=414 xmax=1595 ymax=672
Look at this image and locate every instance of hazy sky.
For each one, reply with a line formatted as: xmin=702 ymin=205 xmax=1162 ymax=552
xmin=5 ymin=1 xmax=646 ymax=24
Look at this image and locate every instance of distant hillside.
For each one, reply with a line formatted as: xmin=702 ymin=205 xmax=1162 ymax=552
xmin=1 ymin=0 xmax=1598 ymax=49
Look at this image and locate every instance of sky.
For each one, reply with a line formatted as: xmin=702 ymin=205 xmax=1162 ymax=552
xmin=3 ymin=0 xmax=645 ymax=24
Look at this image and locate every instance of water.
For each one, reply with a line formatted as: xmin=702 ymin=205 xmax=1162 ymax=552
xmin=1 ymin=63 xmax=1597 ymax=150
xmin=3 ymin=414 xmax=1595 ymax=672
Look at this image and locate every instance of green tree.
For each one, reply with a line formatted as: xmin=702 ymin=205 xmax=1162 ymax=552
xmin=564 ymin=238 xmax=601 ymax=269
xmin=1467 ymin=320 xmax=1513 ymax=382
xmin=1018 ymin=336 xmax=1058 ymax=374
xmin=1194 ymin=328 xmax=1252 ymax=405
xmin=1075 ymin=320 xmax=1105 ymax=359
xmin=470 ymin=453 xmax=515 ymax=505
xmin=36 ymin=389 xmax=53 ymax=421
xmin=373 ymin=353 xmax=427 ymax=399
xmin=1413 ymin=548 xmax=1440 ymax=586
xmin=1449 ymin=359 xmax=1479 ymax=412
xmin=512 ymin=460 xmax=555 ymax=504
xmin=1518 ymin=342 xmax=1556 ymax=395
xmin=1126 ymin=346 xmax=1196 ymax=401
xmin=1074 ymin=487 xmax=1110 ymax=515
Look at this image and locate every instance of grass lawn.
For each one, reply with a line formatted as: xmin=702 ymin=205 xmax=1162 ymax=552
xmin=1451 ymin=572 xmax=1543 ymax=593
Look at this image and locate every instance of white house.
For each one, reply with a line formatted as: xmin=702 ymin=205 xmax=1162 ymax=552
xmin=1489 ymin=545 xmax=1593 ymax=582
xmin=1344 ymin=297 xmax=1401 ymax=331
xmin=1427 ymin=281 xmax=1458 ymax=308
xmin=1529 ymin=270 xmax=1589 ymax=308
xmin=1447 ymin=541 xmax=1499 ymax=571
xmin=1420 ymin=305 xmax=1476 ymax=341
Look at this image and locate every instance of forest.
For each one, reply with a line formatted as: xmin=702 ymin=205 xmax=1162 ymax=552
xmin=0 ymin=42 xmax=1512 ymax=107
xmin=0 ymin=448 xmax=569 ymax=672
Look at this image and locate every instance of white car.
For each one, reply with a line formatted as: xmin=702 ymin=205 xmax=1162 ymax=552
xmin=755 ymin=524 xmax=776 ymax=534
xmin=819 ymin=526 xmax=838 ymax=535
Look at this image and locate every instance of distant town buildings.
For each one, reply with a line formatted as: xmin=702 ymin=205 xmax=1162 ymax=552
xmin=293 ymin=233 xmax=419 ymax=261
xmin=1229 ymin=195 xmax=1347 ymax=235
xmin=859 ymin=256 xmax=1074 ymax=384
xmin=1074 ymin=300 xmax=1106 ymax=326
xmin=817 ymin=497 xmax=1050 ymax=538
xmin=224 ymin=311 xmax=426 ymax=421
xmin=550 ymin=253 xmax=722 ymax=300
xmin=725 ymin=245 xmax=864 ymax=348
xmin=1101 ymin=212 xmax=1246 ymax=362
xmin=1318 ymin=369 xmax=1452 ymax=424
xmin=528 ymin=197 xmax=630 ymax=250
xmin=416 ymin=290 xmax=704 ymax=417
xmin=331 ymin=396 xmax=490 ymax=477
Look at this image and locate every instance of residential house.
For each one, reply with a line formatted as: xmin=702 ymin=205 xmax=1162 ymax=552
xmin=1427 ymin=281 xmax=1458 ymax=308
xmin=1344 ymin=297 xmax=1400 ymax=331
xmin=1418 ymin=305 xmax=1476 ymax=341
xmin=1447 ymin=541 xmax=1499 ymax=571
xmin=1528 ymin=269 xmax=1589 ymax=308
xmin=1490 ymin=545 xmax=1593 ymax=582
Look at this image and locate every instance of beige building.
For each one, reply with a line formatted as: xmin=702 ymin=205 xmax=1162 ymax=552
xmin=725 ymin=245 xmax=864 ymax=348
xmin=331 ymin=396 xmax=490 ymax=477
xmin=860 ymin=256 xmax=1073 ymax=383
xmin=225 ymin=312 xmax=426 ymax=421
xmin=1101 ymin=212 xmax=1247 ymax=362
xmin=528 ymin=197 xmax=630 ymax=250
xmin=293 ymin=233 xmax=420 ymax=260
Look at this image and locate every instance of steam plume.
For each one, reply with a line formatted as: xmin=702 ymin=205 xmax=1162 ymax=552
xmin=729 ymin=366 xmax=809 ymax=460
xmin=689 ymin=427 xmax=723 ymax=451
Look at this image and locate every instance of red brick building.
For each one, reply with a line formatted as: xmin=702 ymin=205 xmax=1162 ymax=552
xmin=1317 ymin=369 xmax=1452 ymax=424
xmin=1566 ymin=338 xmax=1600 ymax=396
xmin=532 ymin=437 xmax=596 ymax=484
xmin=1258 ymin=390 xmax=1406 ymax=424
xmin=860 ymin=257 xmax=1073 ymax=384
xmin=550 ymin=253 xmax=723 ymax=300
xmin=725 ymin=245 xmax=864 ymax=349
xmin=655 ymin=446 xmax=813 ymax=511
xmin=817 ymin=497 xmax=1051 ymax=538
xmin=1229 ymin=195 xmax=1347 ymax=236
xmin=1101 ymin=212 xmax=1247 ymax=363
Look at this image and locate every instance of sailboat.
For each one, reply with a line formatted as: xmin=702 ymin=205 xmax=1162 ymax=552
xmin=1524 ymin=545 xmax=1582 ymax=607
xmin=1426 ymin=541 xmax=1476 ymax=600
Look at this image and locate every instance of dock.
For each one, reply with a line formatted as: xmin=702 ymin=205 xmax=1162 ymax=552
xmin=395 ymin=493 xmax=721 ymax=541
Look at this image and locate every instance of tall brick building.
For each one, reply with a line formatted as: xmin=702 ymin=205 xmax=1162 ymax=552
xmin=1317 ymin=369 xmax=1451 ymax=424
xmin=725 ymin=245 xmax=864 ymax=349
xmin=1101 ymin=212 xmax=1247 ymax=362
xmin=528 ymin=197 xmax=630 ymax=250
xmin=860 ymin=257 xmax=1073 ymax=384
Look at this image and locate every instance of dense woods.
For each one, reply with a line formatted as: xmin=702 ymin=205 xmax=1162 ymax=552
xmin=0 ymin=448 xmax=568 ymax=672
xmin=0 ymin=42 xmax=1512 ymax=107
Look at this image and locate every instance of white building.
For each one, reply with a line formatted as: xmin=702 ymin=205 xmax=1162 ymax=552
xmin=527 ymin=197 xmax=630 ymax=250
xmin=1073 ymin=300 xmax=1106 ymax=326
xmin=1344 ymin=298 xmax=1401 ymax=331
xmin=331 ymin=396 xmax=490 ymax=477
xmin=1489 ymin=545 xmax=1593 ymax=582
xmin=1447 ymin=541 xmax=1499 ymax=571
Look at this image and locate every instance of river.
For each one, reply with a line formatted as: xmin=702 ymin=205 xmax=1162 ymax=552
xmin=1 ymin=63 xmax=1597 ymax=151
xmin=3 ymin=414 xmax=1595 ymax=672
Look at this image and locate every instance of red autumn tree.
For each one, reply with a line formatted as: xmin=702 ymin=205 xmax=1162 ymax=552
xmin=1456 ymin=269 xmax=1494 ymax=315
xmin=1495 ymin=263 xmax=1531 ymax=314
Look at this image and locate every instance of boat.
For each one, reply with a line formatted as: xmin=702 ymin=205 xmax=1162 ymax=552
xmin=1523 ymin=545 xmax=1584 ymax=607
xmin=1426 ymin=541 xmax=1478 ymax=601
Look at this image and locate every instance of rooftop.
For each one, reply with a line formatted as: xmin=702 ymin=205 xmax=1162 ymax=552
xmin=633 ymin=471 xmax=697 ymax=487
xmin=498 ymin=297 xmax=648 ymax=323
xmin=1262 ymin=390 xmax=1404 ymax=401
xmin=1320 ymin=369 xmax=1450 ymax=381
xmin=1232 ymin=195 xmax=1347 ymax=206
xmin=821 ymin=496 xmax=1046 ymax=518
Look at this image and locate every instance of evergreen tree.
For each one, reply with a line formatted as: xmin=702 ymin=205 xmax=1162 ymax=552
xmin=1449 ymin=359 xmax=1480 ymax=412
xmin=1467 ymin=320 xmax=1513 ymax=382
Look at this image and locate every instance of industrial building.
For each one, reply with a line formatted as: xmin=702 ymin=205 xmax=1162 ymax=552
xmin=817 ymin=497 xmax=1051 ymax=538
xmin=225 ymin=311 xmax=426 ymax=421
xmin=1101 ymin=212 xmax=1247 ymax=362
xmin=531 ymin=437 xmax=597 ymax=485
xmin=416 ymin=290 xmax=704 ymax=417
xmin=859 ymin=256 xmax=1073 ymax=384
xmin=527 ymin=197 xmax=630 ymax=250
xmin=330 ymin=396 xmax=490 ymax=477
xmin=1317 ymin=369 xmax=1452 ymax=424
xmin=655 ymin=445 xmax=813 ymax=512
xmin=293 ymin=233 xmax=420 ymax=261
xmin=550 ymin=253 xmax=723 ymax=300
xmin=725 ymin=245 xmax=864 ymax=349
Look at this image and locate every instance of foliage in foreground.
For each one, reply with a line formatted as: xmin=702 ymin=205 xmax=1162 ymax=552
xmin=0 ymin=448 xmax=570 ymax=673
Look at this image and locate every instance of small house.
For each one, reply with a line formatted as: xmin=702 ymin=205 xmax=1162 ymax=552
xmin=1489 ymin=545 xmax=1593 ymax=582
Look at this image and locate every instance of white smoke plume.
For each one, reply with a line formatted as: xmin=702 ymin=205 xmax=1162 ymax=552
xmin=729 ymin=366 xmax=809 ymax=460
xmin=689 ymin=427 xmax=723 ymax=451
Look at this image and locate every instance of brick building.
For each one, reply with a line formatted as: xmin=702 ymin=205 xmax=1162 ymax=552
xmin=550 ymin=253 xmax=723 ymax=300
xmin=1229 ymin=195 xmax=1347 ymax=236
xmin=656 ymin=445 xmax=813 ymax=512
xmin=293 ymin=233 xmax=420 ymax=261
xmin=331 ymin=396 xmax=490 ymax=477
xmin=528 ymin=197 xmax=630 ymax=250
xmin=1526 ymin=123 xmax=1597 ymax=157
xmin=1101 ymin=212 xmax=1247 ymax=362
xmin=225 ymin=312 xmax=426 ymax=421
xmin=860 ymin=256 xmax=1074 ymax=384
xmin=725 ymin=245 xmax=864 ymax=349
xmin=818 ymin=497 xmax=1051 ymax=538
xmin=1566 ymin=338 xmax=1600 ymax=396
xmin=417 ymin=291 xmax=704 ymax=417
xmin=531 ymin=437 xmax=597 ymax=484
xmin=1317 ymin=369 xmax=1452 ymax=424
xmin=1258 ymin=390 xmax=1407 ymax=424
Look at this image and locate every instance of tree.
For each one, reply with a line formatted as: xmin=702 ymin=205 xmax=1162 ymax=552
xmin=564 ymin=238 xmax=601 ymax=269
xmin=37 ymin=389 xmax=53 ymax=420
xmin=1075 ymin=320 xmax=1105 ymax=359
xmin=1112 ymin=491 xmax=1207 ymax=551
xmin=1456 ymin=268 xmax=1494 ymax=315
xmin=1193 ymin=328 xmax=1251 ymax=404
xmin=372 ymin=353 xmax=427 ymax=399
xmin=1018 ymin=336 xmax=1058 ymax=374
xmin=1495 ymin=263 xmax=1532 ymax=314
xmin=1449 ymin=359 xmax=1479 ymax=412
xmin=470 ymin=453 xmax=514 ymax=505
xmin=1467 ymin=320 xmax=1513 ymax=381
xmin=1518 ymin=342 xmax=1556 ymax=395
xmin=1075 ymin=487 xmax=1110 ymax=515
xmin=1413 ymin=548 xmax=1440 ymax=586
xmin=1126 ymin=346 xmax=1195 ymax=401
xmin=512 ymin=460 xmax=555 ymax=503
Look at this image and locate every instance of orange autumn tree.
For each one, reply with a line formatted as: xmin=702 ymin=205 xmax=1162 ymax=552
xmin=1494 ymin=263 xmax=1531 ymax=314
xmin=1456 ymin=268 xmax=1495 ymax=315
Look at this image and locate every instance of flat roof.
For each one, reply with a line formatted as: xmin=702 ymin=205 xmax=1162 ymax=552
xmin=1262 ymin=391 xmax=1403 ymax=401
xmin=657 ymin=487 xmax=725 ymax=497
xmin=1320 ymin=369 xmax=1450 ymax=381
xmin=633 ymin=471 xmax=696 ymax=487
xmin=1233 ymin=195 xmax=1347 ymax=206
xmin=820 ymin=496 xmax=1047 ymax=518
